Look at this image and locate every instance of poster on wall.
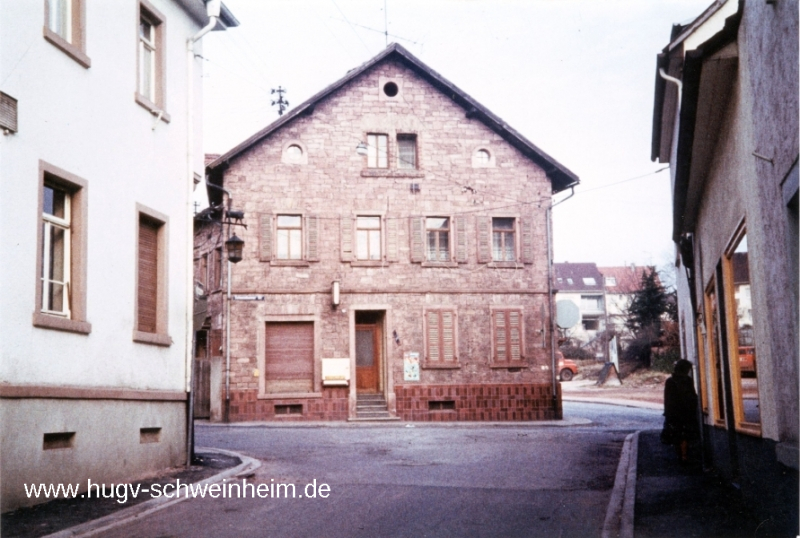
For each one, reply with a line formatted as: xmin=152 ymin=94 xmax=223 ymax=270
xmin=403 ymin=352 xmax=420 ymax=381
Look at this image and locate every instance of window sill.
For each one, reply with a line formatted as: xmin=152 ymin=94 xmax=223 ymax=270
xmin=422 ymin=363 xmax=460 ymax=369
xmin=489 ymin=363 xmax=528 ymax=369
xmin=360 ymin=169 xmax=424 ymax=178
xmin=33 ymin=312 xmax=92 ymax=334
xmin=270 ymin=260 xmax=310 ymax=267
xmin=421 ymin=261 xmax=458 ymax=268
xmin=258 ymin=392 xmax=322 ymax=400
xmin=734 ymin=423 xmax=762 ymax=437
xmin=487 ymin=262 xmax=525 ymax=269
xmin=133 ymin=331 xmax=173 ymax=347
xmin=43 ymin=27 xmax=91 ymax=68
xmin=350 ymin=260 xmax=386 ymax=267
xmin=135 ymin=94 xmax=171 ymax=124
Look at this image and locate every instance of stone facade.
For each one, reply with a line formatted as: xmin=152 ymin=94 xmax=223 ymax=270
xmin=198 ymin=45 xmax=578 ymax=422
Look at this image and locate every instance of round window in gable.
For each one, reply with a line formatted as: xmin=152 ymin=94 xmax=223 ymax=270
xmin=383 ymin=81 xmax=399 ymax=97
xmin=285 ymin=144 xmax=303 ymax=163
xmin=475 ymin=149 xmax=491 ymax=166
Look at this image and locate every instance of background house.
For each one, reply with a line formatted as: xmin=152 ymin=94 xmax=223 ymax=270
xmin=553 ymin=263 xmax=606 ymax=354
xmin=599 ymin=264 xmax=656 ymax=339
xmin=0 ymin=0 xmax=237 ymax=511
xmin=651 ymin=0 xmax=798 ymax=531
xmin=199 ymin=44 xmax=579 ymax=423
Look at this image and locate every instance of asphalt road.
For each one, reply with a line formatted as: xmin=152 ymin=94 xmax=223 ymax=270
xmin=96 ymin=402 xmax=662 ymax=538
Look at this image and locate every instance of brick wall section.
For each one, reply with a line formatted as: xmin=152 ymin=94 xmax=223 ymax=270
xmin=395 ymin=383 xmax=561 ymax=421
xmin=229 ymin=387 xmax=349 ymax=422
xmin=204 ymin=56 xmax=567 ymax=421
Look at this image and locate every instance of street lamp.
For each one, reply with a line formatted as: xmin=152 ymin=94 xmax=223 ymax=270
xmin=356 ymin=141 xmax=369 ymax=156
xmin=225 ymin=234 xmax=244 ymax=264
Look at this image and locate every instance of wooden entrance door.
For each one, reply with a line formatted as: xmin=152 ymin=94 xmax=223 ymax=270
xmin=356 ymin=324 xmax=380 ymax=392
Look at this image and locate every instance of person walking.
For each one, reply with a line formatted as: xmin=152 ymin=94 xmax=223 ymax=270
xmin=662 ymin=359 xmax=699 ymax=462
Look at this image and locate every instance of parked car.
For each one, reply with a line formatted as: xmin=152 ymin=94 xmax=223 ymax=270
xmin=557 ymin=352 xmax=578 ymax=382
xmin=739 ymin=346 xmax=756 ymax=377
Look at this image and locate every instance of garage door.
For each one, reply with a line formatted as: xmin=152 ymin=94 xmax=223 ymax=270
xmin=264 ymin=322 xmax=314 ymax=394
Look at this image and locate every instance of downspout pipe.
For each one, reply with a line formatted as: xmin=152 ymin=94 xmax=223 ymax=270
xmin=185 ymin=2 xmax=221 ymax=467
xmin=546 ymin=186 xmax=575 ymax=418
xmin=659 ymin=68 xmax=682 ymax=110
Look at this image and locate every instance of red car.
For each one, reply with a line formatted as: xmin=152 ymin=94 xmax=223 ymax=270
xmin=557 ymin=353 xmax=578 ymax=382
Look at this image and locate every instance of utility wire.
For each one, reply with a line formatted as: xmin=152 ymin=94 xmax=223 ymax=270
xmin=329 ymin=0 xmax=372 ymax=54
xmin=329 ymin=17 xmax=421 ymax=45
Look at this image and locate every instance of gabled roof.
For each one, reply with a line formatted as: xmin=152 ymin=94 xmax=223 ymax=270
xmin=207 ymin=43 xmax=578 ymax=194
xmin=553 ymin=263 xmax=604 ymax=292
xmin=598 ymin=265 xmax=654 ymax=294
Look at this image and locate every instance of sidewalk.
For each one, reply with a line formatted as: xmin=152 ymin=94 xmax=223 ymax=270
xmin=1 ymin=449 xmax=258 ymax=538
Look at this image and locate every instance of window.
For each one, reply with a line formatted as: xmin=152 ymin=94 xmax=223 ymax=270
xmin=212 ymin=247 xmax=223 ymax=290
xmin=367 ymin=134 xmax=388 ymax=168
xmin=285 ymin=145 xmax=302 ymax=162
xmin=425 ymin=309 xmax=457 ymax=366
xmin=473 ymin=149 xmax=491 ymax=167
xmin=582 ymin=277 xmax=597 ymax=286
xmin=426 ymin=217 xmax=450 ymax=261
xmin=282 ymin=142 xmax=308 ymax=165
xmin=567 ymin=278 xmax=574 ymax=285
xmin=356 ymin=216 xmax=381 ymax=260
xmin=397 ymin=134 xmax=417 ymax=169
xmin=580 ymin=295 xmax=604 ymax=312
xmin=605 ymin=276 xmax=617 ymax=287
xmin=492 ymin=218 xmax=515 ymax=261
xmin=724 ymin=230 xmax=761 ymax=432
xmin=41 ymin=184 xmax=71 ymax=317
xmin=136 ymin=2 xmax=167 ymax=119
xmin=34 ymin=161 xmax=90 ymax=334
xmin=492 ymin=309 xmax=524 ymax=364
xmin=276 ymin=215 xmax=302 ymax=260
xmin=705 ymin=278 xmax=727 ymax=426
xmin=43 ymin=0 xmax=89 ymax=68
xmin=582 ymin=317 xmax=600 ymax=331
xmin=134 ymin=206 xmax=170 ymax=346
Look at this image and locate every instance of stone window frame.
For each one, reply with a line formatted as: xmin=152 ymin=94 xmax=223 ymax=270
xmin=33 ymin=160 xmax=91 ymax=335
xmin=135 ymin=0 xmax=170 ymax=123
xmin=366 ymin=133 xmax=389 ymax=169
xmin=476 ymin=214 xmax=534 ymax=267
xmin=259 ymin=211 xmax=320 ymax=267
xmin=281 ymin=140 xmax=308 ymax=165
xmin=422 ymin=307 xmax=460 ymax=369
xmin=489 ymin=306 xmax=527 ymax=368
xmin=133 ymin=203 xmax=171 ymax=347
xmin=340 ymin=212 xmax=398 ymax=266
xmin=471 ymin=147 xmax=495 ymax=168
xmin=396 ymin=133 xmax=417 ymax=170
xmin=43 ymin=0 xmax=91 ymax=68
xmin=256 ymin=314 xmax=322 ymax=400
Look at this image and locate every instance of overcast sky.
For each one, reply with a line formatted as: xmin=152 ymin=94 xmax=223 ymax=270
xmin=200 ymin=0 xmax=711 ymax=271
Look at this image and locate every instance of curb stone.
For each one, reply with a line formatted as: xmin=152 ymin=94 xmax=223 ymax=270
xmin=42 ymin=448 xmax=261 ymax=538
xmin=602 ymin=431 xmax=640 ymax=538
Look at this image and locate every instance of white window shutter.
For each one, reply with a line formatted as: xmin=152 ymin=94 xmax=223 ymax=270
xmin=340 ymin=216 xmax=353 ymax=261
xmin=305 ymin=215 xmax=319 ymax=261
xmin=386 ymin=217 xmax=398 ymax=262
xmin=454 ymin=217 xmax=468 ymax=263
xmin=477 ymin=216 xmax=492 ymax=263
xmin=410 ymin=216 xmax=425 ymax=263
xmin=259 ymin=213 xmax=273 ymax=262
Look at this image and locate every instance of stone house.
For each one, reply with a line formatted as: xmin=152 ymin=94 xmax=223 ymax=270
xmin=651 ymin=0 xmax=797 ymax=531
xmin=0 ymin=0 xmax=237 ymax=511
xmin=197 ymin=44 xmax=579 ymax=423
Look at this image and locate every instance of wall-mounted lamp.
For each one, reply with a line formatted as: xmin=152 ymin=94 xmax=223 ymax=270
xmin=355 ymin=142 xmax=369 ymax=156
xmin=225 ymin=234 xmax=244 ymax=264
xmin=393 ymin=330 xmax=401 ymax=345
xmin=332 ymin=280 xmax=340 ymax=307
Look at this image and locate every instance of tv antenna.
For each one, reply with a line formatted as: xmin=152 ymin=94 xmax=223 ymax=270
xmin=271 ymin=86 xmax=289 ymax=116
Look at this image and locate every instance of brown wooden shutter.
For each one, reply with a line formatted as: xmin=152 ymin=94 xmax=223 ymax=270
xmin=259 ymin=214 xmax=272 ymax=262
xmin=305 ymin=215 xmax=319 ymax=261
xmin=493 ymin=310 xmax=506 ymax=361
xmin=209 ymin=329 xmax=223 ymax=357
xmin=477 ymin=216 xmax=492 ymax=263
xmin=442 ymin=310 xmax=456 ymax=362
xmin=264 ymin=322 xmax=314 ymax=393
xmin=138 ymin=217 xmax=159 ymax=333
xmin=410 ymin=216 xmax=425 ymax=262
xmin=520 ymin=217 xmax=534 ymax=264
xmin=341 ymin=216 xmax=353 ymax=261
xmin=426 ymin=310 xmax=440 ymax=362
xmin=508 ymin=310 xmax=522 ymax=361
xmin=0 ymin=91 xmax=18 ymax=133
xmin=454 ymin=217 xmax=468 ymax=263
xmin=386 ymin=217 xmax=398 ymax=262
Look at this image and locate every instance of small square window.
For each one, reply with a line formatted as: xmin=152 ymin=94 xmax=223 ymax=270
xmin=397 ymin=134 xmax=417 ymax=169
xmin=367 ymin=134 xmax=388 ymax=168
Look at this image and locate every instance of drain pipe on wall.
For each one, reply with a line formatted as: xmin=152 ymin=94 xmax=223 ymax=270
xmin=186 ymin=1 xmax=221 ymax=467
xmin=546 ymin=187 xmax=574 ymax=418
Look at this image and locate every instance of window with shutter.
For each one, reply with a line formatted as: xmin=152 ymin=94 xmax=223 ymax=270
xmin=276 ymin=215 xmax=302 ymax=260
xmin=425 ymin=309 xmax=457 ymax=367
xmin=341 ymin=216 xmax=353 ymax=261
xmin=425 ymin=217 xmax=450 ymax=262
xmin=492 ymin=309 xmax=524 ymax=364
xmin=133 ymin=206 xmax=170 ymax=346
xmin=264 ymin=322 xmax=314 ymax=394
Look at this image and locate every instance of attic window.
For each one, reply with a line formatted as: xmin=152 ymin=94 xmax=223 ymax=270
xmin=286 ymin=145 xmax=303 ymax=162
xmin=605 ymin=277 xmax=616 ymax=286
xmin=582 ymin=277 xmax=596 ymax=286
xmin=383 ymin=82 xmax=399 ymax=97
xmin=281 ymin=141 xmax=308 ymax=165
xmin=472 ymin=148 xmax=494 ymax=168
xmin=567 ymin=278 xmax=573 ymax=285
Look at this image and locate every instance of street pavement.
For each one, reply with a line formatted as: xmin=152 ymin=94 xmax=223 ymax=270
xmin=71 ymin=402 xmax=660 ymax=538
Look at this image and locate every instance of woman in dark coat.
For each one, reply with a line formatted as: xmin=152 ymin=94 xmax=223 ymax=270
xmin=663 ymin=359 xmax=699 ymax=462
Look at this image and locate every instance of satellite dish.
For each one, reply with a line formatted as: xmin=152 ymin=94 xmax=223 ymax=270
xmin=556 ymin=300 xmax=580 ymax=329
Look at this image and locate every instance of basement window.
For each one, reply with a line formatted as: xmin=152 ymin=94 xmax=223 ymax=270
xmin=140 ymin=427 xmax=161 ymax=444
xmin=428 ymin=400 xmax=456 ymax=411
xmin=43 ymin=432 xmax=75 ymax=450
xmin=275 ymin=404 xmax=303 ymax=415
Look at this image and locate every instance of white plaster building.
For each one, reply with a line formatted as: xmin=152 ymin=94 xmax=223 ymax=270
xmin=0 ymin=0 xmax=237 ymax=511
